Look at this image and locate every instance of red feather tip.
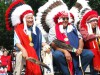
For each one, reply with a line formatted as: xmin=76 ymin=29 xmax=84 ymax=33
xmin=5 ymin=0 xmax=25 ymax=31
xmin=53 ymin=11 xmax=68 ymax=24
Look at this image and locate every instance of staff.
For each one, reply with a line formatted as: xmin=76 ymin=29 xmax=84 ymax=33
xmin=79 ymin=55 xmax=84 ymax=75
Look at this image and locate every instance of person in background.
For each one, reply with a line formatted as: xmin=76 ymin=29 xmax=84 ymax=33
xmin=1 ymin=50 xmax=12 ymax=75
xmin=0 ymin=61 xmax=7 ymax=75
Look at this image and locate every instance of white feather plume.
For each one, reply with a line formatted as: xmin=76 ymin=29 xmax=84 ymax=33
xmin=70 ymin=6 xmax=79 ymax=25
xmin=36 ymin=0 xmax=69 ymax=35
xmin=46 ymin=4 xmax=68 ymax=28
xmin=77 ymin=0 xmax=90 ymax=8
xmin=11 ymin=4 xmax=33 ymax=26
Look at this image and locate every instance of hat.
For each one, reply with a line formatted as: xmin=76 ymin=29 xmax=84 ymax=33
xmin=5 ymin=0 xmax=34 ymax=31
xmin=53 ymin=11 xmax=69 ymax=24
xmin=75 ymin=0 xmax=91 ymax=21
xmin=36 ymin=0 xmax=69 ymax=35
xmin=80 ymin=10 xmax=98 ymax=29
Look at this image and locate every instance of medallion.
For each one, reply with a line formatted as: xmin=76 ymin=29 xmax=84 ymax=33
xmin=29 ymin=42 xmax=34 ymax=46
xmin=64 ymin=38 xmax=68 ymax=41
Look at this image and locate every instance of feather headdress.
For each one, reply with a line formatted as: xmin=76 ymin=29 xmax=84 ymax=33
xmin=76 ymin=0 xmax=90 ymax=9
xmin=5 ymin=0 xmax=25 ymax=30
xmin=80 ymin=10 xmax=98 ymax=29
xmin=36 ymin=0 xmax=69 ymax=35
xmin=76 ymin=0 xmax=91 ymax=20
xmin=5 ymin=0 xmax=34 ymax=31
xmin=80 ymin=10 xmax=100 ymax=35
xmin=69 ymin=6 xmax=79 ymax=25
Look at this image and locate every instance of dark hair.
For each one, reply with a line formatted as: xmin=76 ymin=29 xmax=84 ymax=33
xmin=3 ymin=50 xmax=8 ymax=53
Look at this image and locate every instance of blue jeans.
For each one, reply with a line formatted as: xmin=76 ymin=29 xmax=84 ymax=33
xmin=52 ymin=49 xmax=94 ymax=75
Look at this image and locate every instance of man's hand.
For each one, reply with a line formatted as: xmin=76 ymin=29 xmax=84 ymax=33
xmin=42 ymin=44 xmax=51 ymax=54
xmin=45 ymin=49 xmax=51 ymax=54
xmin=63 ymin=50 xmax=72 ymax=61
xmin=76 ymin=48 xmax=83 ymax=56
xmin=16 ymin=43 xmax=28 ymax=59
xmin=22 ymin=49 xmax=28 ymax=59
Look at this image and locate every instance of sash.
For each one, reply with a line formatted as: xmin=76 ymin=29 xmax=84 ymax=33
xmin=15 ymin=24 xmax=42 ymax=75
xmin=55 ymin=23 xmax=73 ymax=75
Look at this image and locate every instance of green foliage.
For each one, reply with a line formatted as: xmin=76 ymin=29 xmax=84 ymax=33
xmin=25 ymin=0 xmax=100 ymax=14
xmin=25 ymin=0 xmax=48 ymax=14
xmin=89 ymin=0 xmax=100 ymax=15
xmin=25 ymin=0 xmax=76 ymax=13
xmin=63 ymin=0 xmax=77 ymax=9
xmin=0 ymin=1 xmax=13 ymax=50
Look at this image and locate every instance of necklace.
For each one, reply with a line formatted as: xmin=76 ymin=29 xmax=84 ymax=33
xmin=28 ymin=30 xmax=34 ymax=47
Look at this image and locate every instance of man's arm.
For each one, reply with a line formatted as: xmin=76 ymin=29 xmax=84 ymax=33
xmin=16 ymin=43 xmax=28 ymax=59
xmin=74 ymin=28 xmax=84 ymax=56
xmin=78 ymin=38 xmax=84 ymax=50
xmin=76 ymin=38 xmax=84 ymax=56
xmin=14 ymin=31 xmax=28 ymax=59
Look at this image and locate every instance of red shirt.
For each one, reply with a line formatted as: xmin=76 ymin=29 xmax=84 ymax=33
xmin=1 ymin=55 xmax=12 ymax=71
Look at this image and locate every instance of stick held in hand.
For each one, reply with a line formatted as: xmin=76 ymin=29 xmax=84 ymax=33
xmin=26 ymin=57 xmax=51 ymax=71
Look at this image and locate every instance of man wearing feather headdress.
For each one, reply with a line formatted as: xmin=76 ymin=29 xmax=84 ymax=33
xmin=5 ymin=0 xmax=50 ymax=75
xmin=70 ymin=0 xmax=91 ymax=30
xmin=48 ymin=11 xmax=94 ymax=75
xmin=74 ymin=0 xmax=100 ymax=74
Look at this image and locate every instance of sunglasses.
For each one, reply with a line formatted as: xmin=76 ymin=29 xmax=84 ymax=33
xmin=62 ymin=17 xmax=69 ymax=20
